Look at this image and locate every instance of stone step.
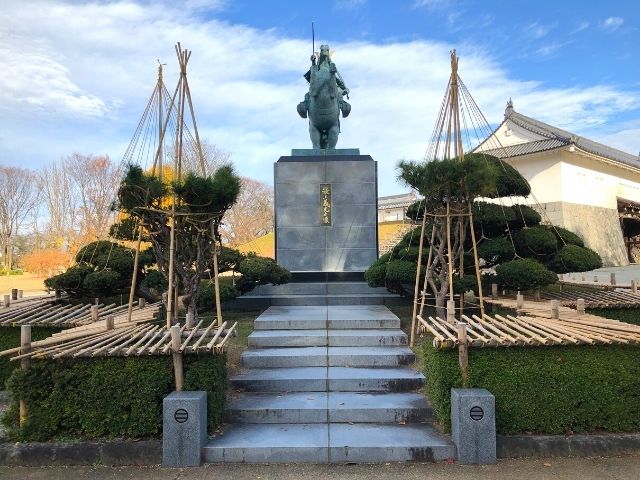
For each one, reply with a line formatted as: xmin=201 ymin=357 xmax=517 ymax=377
xmin=248 ymin=329 xmax=408 ymax=348
xmin=241 ymin=346 xmax=415 ymax=368
xmin=253 ymin=305 xmax=401 ymax=330
xmin=231 ymin=367 xmax=425 ymax=392
xmin=247 ymin=282 xmax=391 ymax=296
xmin=268 ymin=294 xmax=395 ymax=306
xmin=227 ymin=392 xmax=433 ymax=424
xmin=202 ymin=423 xmax=454 ymax=463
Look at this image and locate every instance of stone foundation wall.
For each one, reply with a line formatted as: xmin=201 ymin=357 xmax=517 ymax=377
xmin=534 ymin=201 xmax=628 ymax=267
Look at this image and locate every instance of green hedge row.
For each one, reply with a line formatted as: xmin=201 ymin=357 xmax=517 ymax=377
xmin=2 ymin=354 xmax=227 ymax=441
xmin=0 ymin=327 xmax=62 ymax=386
xmin=424 ymin=342 xmax=640 ymax=434
xmin=587 ymin=308 xmax=640 ymax=326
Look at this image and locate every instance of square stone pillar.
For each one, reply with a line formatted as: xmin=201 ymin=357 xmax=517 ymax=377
xmin=275 ymin=149 xmax=378 ymax=273
xmin=163 ymin=391 xmax=207 ymax=467
xmin=451 ymin=388 xmax=496 ymax=464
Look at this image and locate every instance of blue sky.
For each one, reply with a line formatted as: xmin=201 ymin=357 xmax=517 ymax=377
xmin=0 ymin=0 xmax=639 ymax=195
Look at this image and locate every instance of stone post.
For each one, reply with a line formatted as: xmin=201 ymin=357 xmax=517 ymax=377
xmin=90 ymin=305 xmax=99 ymax=322
xmin=516 ymin=292 xmax=524 ymax=311
xmin=491 ymin=284 xmax=498 ymax=299
xmin=163 ymin=391 xmax=207 ymax=467
xmin=610 ymin=272 xmax=616 ymax=286
xmin=451 ymin=388 xmax=496 ymax=464
xmin=138 ymin=297 xmax=146 ymax=308
xmin=18 ymin=289 xmax=23 ymax=298
xmin=577 ymin=298 xmax=585 ymax=316
xmin=551 ymin=300 xmax=559 ymax=319
xmin=11 ymin=288 xmax=18 ymax=301
xmin=3 ymin=295 xmax=10 ymax=308
xmin=632 ymin=280 xmax=638 ymax=295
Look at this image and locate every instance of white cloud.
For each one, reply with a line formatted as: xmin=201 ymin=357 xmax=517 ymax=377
xmin=602 ymin=17 xmax=624 ymax=31
xmin=524 ymin=22 xmax=554 ymax=39
xmin=0 ymin=0 xmax=638 ymax=197
xmin=334 ymin=0 xmax=366 ymax=9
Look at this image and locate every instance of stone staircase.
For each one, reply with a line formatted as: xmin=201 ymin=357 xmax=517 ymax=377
xmin=203 ymin=303 xmax=455 ymax=463
xmin=232 ymin=281 xmax=404 ymax=308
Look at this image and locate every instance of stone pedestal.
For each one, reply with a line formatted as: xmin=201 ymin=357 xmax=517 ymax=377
xmin=163 ymin=391 xmax=207 ymax=467
xmin=451 ymin=388 xmax=496 ymax=464
xmin=275 ymin=149 xmax=378 ymax=273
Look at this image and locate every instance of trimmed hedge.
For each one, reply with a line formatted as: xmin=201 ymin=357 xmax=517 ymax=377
xmin=2 ymin=354 xmax=227 ymax=441
xmin=588 ymin=308 xmax=640 ymax=326
xmin=424 ymin=343 xmax=640 ymax=434
xmin=0 ymin=327 xmax=62 ymax=386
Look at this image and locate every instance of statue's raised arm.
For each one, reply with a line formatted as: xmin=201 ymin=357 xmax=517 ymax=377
xmin=297 ymin=44 xmax=351 ymax=149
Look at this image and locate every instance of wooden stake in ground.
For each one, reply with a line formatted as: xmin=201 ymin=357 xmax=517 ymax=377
xmin=170 ymin=324 xmax=183 ymax=391
xmin=19 ymin=325 xmax=31 ymax=425
xmin=457 ymin=322 xmax=469 ymax=388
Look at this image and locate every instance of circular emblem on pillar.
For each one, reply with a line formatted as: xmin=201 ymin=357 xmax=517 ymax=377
xmin=174 ymin=408 xmax=189 ymax=423
xmin=470 ymin=406 xmax=484 ymax=421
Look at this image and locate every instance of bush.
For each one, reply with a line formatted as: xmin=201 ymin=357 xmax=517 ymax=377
xmin=140 ymin=269 xmax=168 ymax=292
xmin=545 ymin=225 xmax=584 ymax=248
xmin=385 ymin=260 xmax=423 ymax=285
xmin=549 ymin=245 xmax=602 ymax=273
xmin=0 ymin=327 xmax=62 ymax=387
xmin=587 ymin=308 xmax=640 ymax=326
xmin=2 ymin=355 xmax=227 ymax=441
xmin=476 ymin=237 xmax=514 ymax=266
xmin=197 ymin=278 xmax=240 ymax=313
xmin=364 ymin=260 xmax=387 ymax=288
xmin=424 ymin=342 xmax=640 ymax=434
xmin=495 ymin=258 xmax=557 ymax=290
xmin=508 ymin=204 xmax=541 ymax=229
xmin=236 ymin=255 xmax=291 ymax=293
xmin=514 ymin=226 xmax=558 ymax=256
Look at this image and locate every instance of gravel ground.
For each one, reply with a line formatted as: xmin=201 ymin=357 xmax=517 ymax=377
xmin=1 ymin=455 xmax=639 ymax=480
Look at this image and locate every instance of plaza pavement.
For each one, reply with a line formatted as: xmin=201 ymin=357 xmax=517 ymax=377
xmin=1 ymin=455 xmax=639 ymax=480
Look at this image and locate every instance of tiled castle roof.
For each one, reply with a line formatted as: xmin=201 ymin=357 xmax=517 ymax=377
xmin=481 ymin=103 xmax=640 ymax=170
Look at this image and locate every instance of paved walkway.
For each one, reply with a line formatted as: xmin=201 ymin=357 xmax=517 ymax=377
xmin=1 ymin=455 xmax=639 ymax=479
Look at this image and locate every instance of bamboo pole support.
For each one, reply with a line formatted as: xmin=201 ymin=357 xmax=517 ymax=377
xmin=170 ymin=325 xmax=183 ymax=391
xmin=447 ymin=299 xmax=455 ymax=324
xmin=457 ymin=322 xmax=469 ymax=388
xmin=212 ymin=240 xmax=223 ymax=328
xmin=445 ymin=201 xmax=455 ymax=303
xmin=19 ymin=325 xmax=31 ymax=425
xmin=410 ymin=202 xmax=429 ymax=348
xmin=577 ymin=298 xmax=585 ymax=316
xmin=551 ymin=300 xmax=559 ymax=319
xmin=467 ymin=202 xmax=485 ymax=317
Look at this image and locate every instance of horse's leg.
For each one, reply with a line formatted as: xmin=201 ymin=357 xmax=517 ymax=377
xmin=309 ymin=122 xmax=321 ymax=149
xmin=326 ymin=125 xmax=339 ymax=149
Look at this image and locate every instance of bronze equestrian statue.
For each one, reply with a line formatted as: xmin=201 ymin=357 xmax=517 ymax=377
xmin=297 ymin=45 xmax=351 ymax=149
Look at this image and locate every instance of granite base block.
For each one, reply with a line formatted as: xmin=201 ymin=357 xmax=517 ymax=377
xmin=163 ymin=391 xmax=207 ymax=467
xmin=451 ymin=388 xmax=496 ymax=465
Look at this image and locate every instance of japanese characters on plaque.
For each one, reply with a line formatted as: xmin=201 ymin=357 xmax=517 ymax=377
xmin=320 ymin=183 xmax=332 ymax=226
